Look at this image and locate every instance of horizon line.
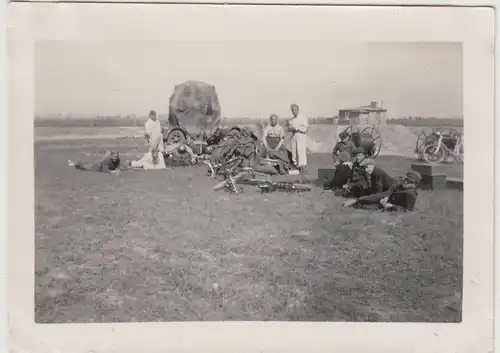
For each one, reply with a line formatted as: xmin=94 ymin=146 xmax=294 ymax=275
xmin=34 ymin=114 xmax=465 ymax=120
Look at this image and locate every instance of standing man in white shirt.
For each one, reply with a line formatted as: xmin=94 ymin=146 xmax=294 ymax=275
xmin=287 ymin=104 xmax=308 ymax=173
xmin=144 ymin=110 xmax=164 ymax=153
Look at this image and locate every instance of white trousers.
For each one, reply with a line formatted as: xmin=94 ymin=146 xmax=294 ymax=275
xmin=148 ymin=134 xmax=165 ymax=153
xmin=131 ymin=151 xmax=167 ymax=170
xmin=290 ymin=132 xmax=307 ymax=167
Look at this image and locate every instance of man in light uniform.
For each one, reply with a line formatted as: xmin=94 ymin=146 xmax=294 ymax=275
xmin=144 ymin=110 xmax=164 ymax=153
xmin=287 ymin=104 xmax=308 ymax=172
xmin=129 ymin=148 xmax=167 ymax=170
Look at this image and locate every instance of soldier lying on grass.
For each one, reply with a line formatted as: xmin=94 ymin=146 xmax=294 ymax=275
xmin=68 ymin=150 xmax=123 ymax=174
xmin=69 ymin=149 xmax=163 ymax=173
xmin=343 ymin=170 xmax=422 ymax=212
xmin=68 ymin=143 xmax=196 ymax=173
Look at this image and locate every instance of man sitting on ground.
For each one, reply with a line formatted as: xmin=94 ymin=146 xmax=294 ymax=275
xmin=324 ymin=151 xmax=353 ymax=194
xmin=253 ymin=114 xmax=292 ymax=175
xmin=344 ymin=147 xmax=371 ymax=198
xmin=343 ymin=170 xmax=422 ymax=212
xmin=261 ymin=114 xmax=286 ymax=156
xmin=360 ymin=158 xmax=395 ymax=195
xmin=68 ymin=150 xmax=123 ymax=174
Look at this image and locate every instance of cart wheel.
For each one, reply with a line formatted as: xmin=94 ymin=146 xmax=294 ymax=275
xmin=227 ymin=127 xmax=242 ymax=139
xmin=166 ymin=128 xmax=188 ymax=145
xmin=360 ymin=127 xmax=382 ymax=158
xmin=342 ymin=125 xmax=360 ymax=137
xmin=422 ymin=143 xmax=446 ymax=164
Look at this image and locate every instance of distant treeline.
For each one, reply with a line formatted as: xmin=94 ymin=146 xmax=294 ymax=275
xmin=34 ymin=115 xmax=463 ymax=127
xmin=386 ymin=117 xmax=464 ymax=127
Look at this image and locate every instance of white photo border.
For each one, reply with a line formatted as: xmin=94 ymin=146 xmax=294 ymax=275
xmin=7 ymin=3 xmax=494 ymax=353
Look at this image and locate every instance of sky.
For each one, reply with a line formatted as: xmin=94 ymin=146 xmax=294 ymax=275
xmin=35 ymin=41 xmax=462 ymax=119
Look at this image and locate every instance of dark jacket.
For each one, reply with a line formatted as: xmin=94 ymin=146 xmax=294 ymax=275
xmin=326 ymin=163 xmax=351 ymax=189
xmin=387 ymin=187 xmax=419 ymax=211
xmin=333 ymin=140 xmax=355 ymax=156
xmin=75 ymin=154 xmax=120 ymax=172
xmin=345 ymin=162 xmax=370 ymax=197
xmin=100 ymin=155 xmax=121 ymax=172
xmin=367 ymin=167 xmax=396 ymax=194
xmin=349 ymin=162 xmax=370 ymax=187
xmin=355 ymin=183 xmax=419 ymax=211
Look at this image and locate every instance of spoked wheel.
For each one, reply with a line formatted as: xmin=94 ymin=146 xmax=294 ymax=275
xmin=416 ymin=128 xmax=444 ymax=160
xmin=454 ymin=136 xmax=464 ymax=164
xmin=342 ymin=125 xmax=360 ymax=148
xmin=415 ymin=129 xmax=432 ymax=158
xmin=342 ymin=125 xmax=360 ymax=137
xmin=360 ymin=127 xmax=382 ymax=158
xmin=227 ymin=127 xmax=242 ymax=139
xmin=422 ymin=143 xmax=446 ymax=164
xmin=219 ymin=156 xmax=244 ymax=174
xmin=453 ymin=154 xmax=464 ymax=164
xmin=166 ymin=128 xmax=188 ymax=145
xmin=212 ymin=170 xmax=248 ymax=191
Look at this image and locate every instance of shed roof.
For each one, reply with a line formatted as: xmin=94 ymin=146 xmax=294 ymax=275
xmin=340 ymin=106 xmax=387 ymax=113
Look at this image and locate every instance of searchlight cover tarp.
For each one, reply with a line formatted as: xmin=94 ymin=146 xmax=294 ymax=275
xmin=168 ymin=81 xmax=222 ymax=135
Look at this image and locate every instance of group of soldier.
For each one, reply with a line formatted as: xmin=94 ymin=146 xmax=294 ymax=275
xmin=68 ymin=105 xmax=422 ymax=212
xmin=68 ymin=110 xmax=197 ymax=172
xmin=326 ymin=130 xmax=422 ymax=212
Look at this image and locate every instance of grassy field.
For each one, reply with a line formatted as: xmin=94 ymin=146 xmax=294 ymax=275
xmin=35 ymin=137 xmax=463 ymax=323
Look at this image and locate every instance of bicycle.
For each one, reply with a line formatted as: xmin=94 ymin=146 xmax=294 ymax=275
xmin=422 ymin=131 xmax=463 ymax=164
xmin=203 ymin=156 xmax=246 ymax=179
xmin=211 ymin=164 xmax=312 ymax=194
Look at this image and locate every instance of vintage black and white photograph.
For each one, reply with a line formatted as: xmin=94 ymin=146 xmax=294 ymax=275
xmin=6 ymin=3 xmax=495 ymax=353
xmin=33 ymin=39 xmax=465 ymax=323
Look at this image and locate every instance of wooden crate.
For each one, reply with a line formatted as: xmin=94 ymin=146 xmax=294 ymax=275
xmin=446 ymin=177 xmax=464 ymax=191
xmin=411 ymin=163 xmax=447 ymax=190
xmin=317 ymin=168 xmax=335 ymax=185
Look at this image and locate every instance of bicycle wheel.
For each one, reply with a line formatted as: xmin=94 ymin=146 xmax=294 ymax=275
xmin=218 ymin=156 xmax=244 ymax=174
xmin=415 ymin=129 xmax=432 ymax=158
xmin=422 ymin=143 xmax=446 ymax=164
xmin=212 ymin=171 xmax=248 ymax=191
